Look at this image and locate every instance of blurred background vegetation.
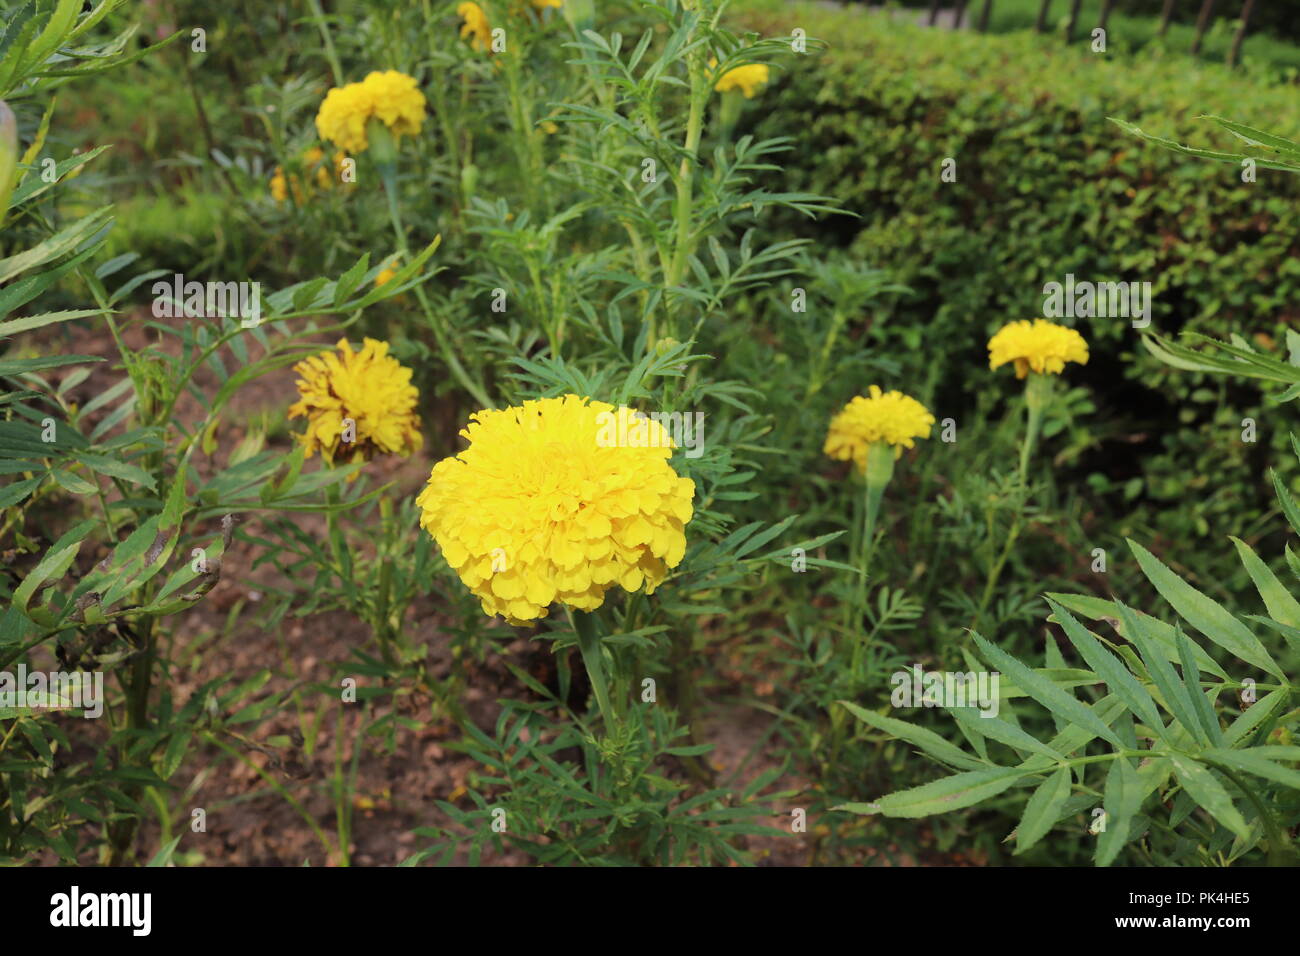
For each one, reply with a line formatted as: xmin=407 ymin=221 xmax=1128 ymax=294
xmin=9 ymin=0 xmax=1298 ymax=865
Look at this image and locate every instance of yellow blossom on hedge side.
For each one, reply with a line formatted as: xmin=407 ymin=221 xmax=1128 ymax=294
xmin=988 ymin=319 xmax=1089 ymax=379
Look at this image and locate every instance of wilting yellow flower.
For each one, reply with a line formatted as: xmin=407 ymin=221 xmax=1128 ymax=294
xmin=288 ymin=338 xmax=422 ymax=466
xmin=375 ymin=257 xmax=401 ymax=287
xmin=988 ymin=319 xmax=1089 ymax=379
xmin=714 ymin=62 xmax=770 ymax=98
xmin=417 ymin=394 xmax=695 ymax=624
xmin=315 ymin=70 xmax=426 ymax=154
xmin=458 ymin=2 xmax=492 ymax=52
xmin=270 ymin=147 xmax=351 ymax=203
xmin=824 ymin=386 xmax=935 ymax=474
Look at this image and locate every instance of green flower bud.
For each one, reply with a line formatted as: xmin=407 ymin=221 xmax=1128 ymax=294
xmin=460 ymin=162 xmax=479 ymax=202
xmin=864 ymin=440 xmax=896 ymax=491
xmin=366 ymin=116 xmax=398 ymax=167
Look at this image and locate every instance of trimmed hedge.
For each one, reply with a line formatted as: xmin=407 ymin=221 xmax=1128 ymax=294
xmin=737 ymin=2 xmax=1300 ymax=547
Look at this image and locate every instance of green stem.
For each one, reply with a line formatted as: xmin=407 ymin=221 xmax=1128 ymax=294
xmin=307 ymin=0 xmax=344 ymax=86
xmin=379 ymin=162 xmax=493 ymax=409
xmin=850 ymin=444 xmax=893 ymax=675
xmin=664 ymin=51 xmax=707 ymax=336
xmin=971 ymin=374 xmax=1050 ymax=636
xmin=374 ymin=494 xmax=397 ymax=669
xmin=107 ymin=617 xmax=156 ymax=864
xmin=1210 ymin=762 xmax=1291 ymax=866
xmin=571 ymin=610 xmax=615 ymax=734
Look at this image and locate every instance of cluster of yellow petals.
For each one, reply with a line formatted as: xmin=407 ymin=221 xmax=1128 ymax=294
xmin=457 ymin=2 xmax=493 ymax=52
xmin=288 ymin=338 xmax=423 ymax=466
xmin=314 ymin=70 xmax=426 ymax=154
xmin=270 ymin=146 xmax=350 ymax=203
xmin=824 ymin=386 xmax=935 ymax=475
xmin=988 ymin=319 xmax=1090 ymax=379
xmin=714 ymin=62 xmax=770 ymax=99
xmin=417 ymin=395 xmax=695 ymax=624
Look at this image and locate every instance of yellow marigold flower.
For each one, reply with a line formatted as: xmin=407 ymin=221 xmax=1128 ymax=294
xmin=533 ymin=0 xmax=563 ymax=7
xmin=375 ymin=257 xmax=401 ymax=287
xmin=714 ymin=62 xmax=770 ymax=99
xmin=416 ymin=395 xmax=696 ymax=624
xmin=288 ymin=338 xmax=423 ymax=466
xmin=988 ymin=319 xmax=1089 ymax=379
xmin=315 ymin=70 xmax=426 ymax=154
xmin=458 ymin=2 xmax=492 ymax=52
xmin=824 ymin=386 xmax=935 ymax=475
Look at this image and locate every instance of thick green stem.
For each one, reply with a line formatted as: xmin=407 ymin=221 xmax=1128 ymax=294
xmin=374 ymin=494 xmax=397 ymax=669
xmin=1212 ymin=762 xmax=1292 ymax=866
xmin=664 ymin=52 xmax=708 ymax=338
xmin=850 ymin=444 xmax=893 ymax=674
xmin=572 ymin=610 xmax=615 ymax=734
xmin=107 ymin=617 xmax=155 ymax=863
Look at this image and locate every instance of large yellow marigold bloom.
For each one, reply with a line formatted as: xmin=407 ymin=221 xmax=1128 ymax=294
xmin=988 ymin=319 xmax=1089 ymax=379
xmin=714 ymin=62 xmax=770 ymax=98
xmin=417 ymin=395 xmax=695 ymax=624
xmin=288 ymin=338 xmax=422 ymax=465
xmin=315 ymin=70 xmax=426 ymax=154
xmin=458 ymin=2 xmax=493 ymax=52
xmin=824 ymin=386 xmax=935 ymax=475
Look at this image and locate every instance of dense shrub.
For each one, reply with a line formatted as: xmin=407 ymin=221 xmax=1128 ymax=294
xmin=739 ymin=2 xmax=1300 ymax=556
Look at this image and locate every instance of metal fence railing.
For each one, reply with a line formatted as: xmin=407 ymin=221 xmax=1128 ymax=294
xmin=842 ymin=1 xmax=1260 ymax=68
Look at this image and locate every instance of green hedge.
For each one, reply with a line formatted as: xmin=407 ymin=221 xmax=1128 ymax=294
xmin=737 ymin=2 xmax=1300 ymax=548
xmin=879 ymin=0 xmax=1300 ymax=58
